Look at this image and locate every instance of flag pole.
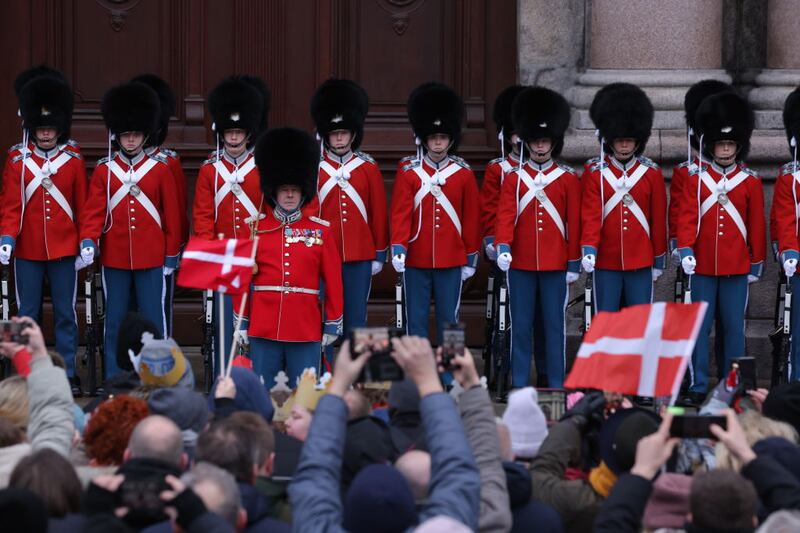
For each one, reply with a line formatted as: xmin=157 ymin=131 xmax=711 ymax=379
xmin=218 ymin=290 xmax=225 ymax=379
xmin=225 ymin=236 xmax=260 ymax=379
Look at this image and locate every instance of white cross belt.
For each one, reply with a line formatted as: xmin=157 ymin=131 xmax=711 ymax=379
xmin=601 ymin=165 xmax=650 ymax=236
xmin=410 ymin=164 xmax=462 ymax=242
xmin=22 ymin=152 xmax=75 ymax=221
xmin=213 ymin=158 xmax=260 ymax=221
xmin=318 ymin=158 xmax=368 ymax=223
xmin=107 ymin=158 xmax=161 ymax=228
xmin=698 ymin=170 xmax=749 ymax=241
xmin=516 ymin=167 xmax=566 ymax=238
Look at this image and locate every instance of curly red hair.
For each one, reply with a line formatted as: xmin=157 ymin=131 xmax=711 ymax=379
xmin=84 ymin=395 xmax=149 ymax=466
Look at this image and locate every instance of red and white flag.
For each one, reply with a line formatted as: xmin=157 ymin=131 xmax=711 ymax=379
xmin=177 ymin=237 xmax=255 ymax=294
xmin=564 ymin=302 xmax=707 ymax=400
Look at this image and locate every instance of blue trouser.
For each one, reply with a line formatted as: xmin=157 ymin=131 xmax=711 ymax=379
xmin=163 ymin=272 xmax=175 ymax=337
xmin=209 ymin=292 xmax=235 ymax=379
xmin=688 ymin=274 xmax=748 ymax=393
xmin=508 ymin=269 xmax=568 ymax=388
xmin=342 ymin=261 xmax=372 ymax=335
xmin=533 ymin=300 xmax=547 ymax=385
xmin=593 ymin=267 xmax=653 ymax=313
xmin=791 ymin=275 xmax=800 ymax=381
xmin=102 ymin=266 xmax=166 ymax=379
xmin=404 ymin=267 xmax=462 ymax=344
xmin=14 ymin=257 xmax=78 ymax=377
xmin=250 ymin=337 xmax=321 ymax=387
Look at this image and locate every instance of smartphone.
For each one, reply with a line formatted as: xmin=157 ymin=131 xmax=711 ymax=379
xmin=669 ymin=414 xmax=727 ymax=439
xmin=441 ymin=322 xmax=465 ymax=372
xmin=350 ymin=327 xmax=405 ymax=383
xmin=0 ymin=320 xmax=29 ymax=344
xmin=735 ymin=357 xmax=757 ymax=392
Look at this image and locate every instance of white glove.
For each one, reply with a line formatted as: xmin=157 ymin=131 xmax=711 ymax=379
xmin=652 ymin=268 xmax=663 ymax=282
xmin=81 ymin=246 xmax=95 ymax=265
xmin=581 ymin=254 xmax=596 ymax=273
xmin=163 ymin=266 xmax=175 ymax=276
xmin=234 ymin=329 xmax=249 ymax=346
xmin=392 ymin=253 xmax=406 ymax=273
xmin=485 ymin=242 xmax=497 ymax=261
xmin=371 ymin=260 xmax=384 ymax=276
xmin=461 ymin=266 xmax=476 ymax=281
xmin=747 ymin=274 xmax=759 ymax=284
xmin=566 ymin=271 xmax=580 ymax=284
xmin=322 ymin=333 xmax=338 ymax=347
xmin=74 ymin=256 xmax=90 ymax=271
xmin=0 ymin=245 xmax=11 ymax=265
xmin=681 ymin=256 xmax=696 ymax=276
xmin=784 ymin=258 xmax=798 ymax=278
xmin=497 ymin=252 xmax=512 ymax=272
xmin=671 ymin=248 xmax=681 ymax=267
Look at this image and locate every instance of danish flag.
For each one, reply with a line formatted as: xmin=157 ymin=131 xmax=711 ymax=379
xmin=177 ymin=237 xmax=255 ymax=294
xmin=564 ymin=302 xmax=708 ymax=399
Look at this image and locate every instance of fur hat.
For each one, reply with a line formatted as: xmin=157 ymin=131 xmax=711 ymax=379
xmin=239 ymin=75 xmax=271 ymax=138
xmin=590 ymin=83 xmax=654 ymax=155
xmin=131 ymin=74 xmax=176 ymax=146
xmin=407 ymin=82 xmax=464 ymax=151
xmin=492 ymin=85 xmax=526 ymax=150
xmin=511 ymin=86 xmax=571 ymax=158
xmin=208 ymin=76 xmax=263 ymax=135
xmin=684 ymin=80 xmax=732 ymax=150
xmin=311 ymin=78 xmax=369 ymax=150
xmin=783 ymin=87 xmax=800 ymax=152
xmin=255 ymin=127 xmax=319 ymax=207
xmin=14 ymin=65 xmax=66 ymax=99
xmin=18 ymin=76 xmax=74 ymax=143
xmin=694 ymin=91 xmax=754 ymax=160
xmin=101 ymin=81 xmax=161 ymax=138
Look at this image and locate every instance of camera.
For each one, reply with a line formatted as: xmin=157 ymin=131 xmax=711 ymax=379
xmin=0 ymin=320 xmax=31 ymax=345
xmin=350 ymin=327 xmax=405 ymax=383
xmin=441 ymin=322 xmax=465 ymax=372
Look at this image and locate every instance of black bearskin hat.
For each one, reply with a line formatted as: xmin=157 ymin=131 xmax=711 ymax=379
xmin=101 ymin=82 xmax=161 ymax=138
xmin=511 ymin=86 xmax=571 ymax=158
xmin=131 ymin=74 xmax=175 ymax=146
xmin=239 ymin=75 xmax=271 ymax=138
xmin=695 ymin=91 xmax=754 ymax=160
xmin=14 ymin=65 xmax=66 ymax=99
xmin=684 ymin=79 xmax=732 ymax=150
xmin=590 ymin=83 xmax=654 ymax=155
xmin=407 ymin=82 xmax=464 ymax=151
xmin=311 ymin=78 xmax=369 ymax=150
xmin=255 ymin=127 xmax=319 ymax=208
xmin=783 ymin=87 xmax=800 ymax=152
xmin=19 ymin=76 xmax=74 ymax=143
xmin=492 ymin=84 xmax=526 ymax=149
xmin=208 ymin=76 xmax=263 ymax=135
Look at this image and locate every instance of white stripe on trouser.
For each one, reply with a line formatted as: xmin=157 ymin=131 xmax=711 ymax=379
xmin=101 ymin=267 xmax=108 ymax=360
xmin=402 ymin=272 xmax=409 ymax=334
xmin=160 ymin=273 xmax=167 ymax=339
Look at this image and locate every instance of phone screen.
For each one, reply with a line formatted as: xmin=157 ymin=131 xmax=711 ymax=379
xmin=669 ymin=415 xmax=726 ymax=439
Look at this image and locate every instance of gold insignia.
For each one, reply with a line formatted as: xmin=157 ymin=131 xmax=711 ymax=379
xmin=721 ymin=126 xmax=732 ymax=133
xmin=331 ymin=115 xmax=344 ymax=123
xmin=230 ymin=112 xmax=240 ymax=122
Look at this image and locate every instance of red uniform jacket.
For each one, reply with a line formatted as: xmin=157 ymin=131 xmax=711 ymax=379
xmin=193 ymin=150 xmax=263 ymax=241
xmin=677 ymin=161 xmax=765 ymax=277
xmin=391 ymin=155 xmax=481 ymax=269
xmin=669 ymin=159 xmax=697 ymax=249
xmin=580 ymin=155 xmax=668 ymax=271
xmin=148 ymin=146 xmax=189 ymax=245
xmin=1 ymin=143 xmax=87 ymax=261
xmin=80 ymin=151 xmax=182 ymax=270
xmin=495 ymin=160 xmax=581 ymax=271
xmin=304 ymin=149 xmax=389 ymax=263
xmin=769 ymin=161 xmax=800 ymax=263
xmin=480 ymin=153 xmax=521 ymax=244
xmin=247 ymin=209 xmax=343 ymax=342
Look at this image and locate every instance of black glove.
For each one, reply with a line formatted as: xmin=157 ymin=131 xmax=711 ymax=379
xmin=170 ymin=487 xmax=208 ymax=530
xmin=560 ymin=391 xmax=606 ymax=433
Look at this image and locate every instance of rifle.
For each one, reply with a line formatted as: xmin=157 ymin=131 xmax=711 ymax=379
xmin=770 ymin=271 xmax=792 ymax=386
xmin=395 ymin=274 xmax=404 ymax=330
xmin=201 ymin=289 xmax=215 ymax=393
xmin=674 ymin=267 xmax=686 ymax=303
xmin=493 ymin=272 xmax=511 ymax=402
xmin=583 ymin=274 xmax=593 ymax=332
xmin=82 ymin=266 xmax=105 ymax=396
xmin=482 ymin=265 xmax=497 ymax=384
xmin=1 ymin=266 xmax=11 ymax=321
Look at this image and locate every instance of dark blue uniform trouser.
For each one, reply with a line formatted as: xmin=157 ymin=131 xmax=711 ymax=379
xmin=342 ymin=260 xmax=372 ymax=335
xmin=102 ymin=266 xmax=166 ymax=378
xmin=403 ymin=266 xmax=461 ymax=344
xmin=15 ymin=257 xmax=78 ymax=377
xmin=790 ymin=275 xmax=800 ymax=381
xmin=688 ymin=274 xmax=748 ymax=393
xmin=593 ymin=267 xmax=653 ymax=313
xmin=508 ymin=269 xmax=568 ymax=388
xmin=250 ymin=337 xmax=320 ymax=387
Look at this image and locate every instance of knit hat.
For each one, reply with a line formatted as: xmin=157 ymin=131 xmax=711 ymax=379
xmin=148 ymin=388 xmax=209 ymax=452
xmin=208 ymin=366 xmax=274 ymax=422
xmin=600 ymin=407 xmax=661 ymax=474
xmin=501 ymin=387 xmax=548 ymax=458
xmin=763 ymin=382 xmax=800 ymax=435
xmin=343 ymin=464 xmax=417 ymax=533
xmin=642 ymin=473 xmax=692 ymax=530
xmin=128 ymin=332 xmax=194 ymax=389
xmin=752 ymin=437 xmax=800 ymax=482
xmin=342 ymin=416 xmax=396 ymax=488
xmin=0 ymin=488 xmax=47 ymax=533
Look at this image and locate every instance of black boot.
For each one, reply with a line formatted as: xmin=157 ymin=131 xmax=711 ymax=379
xmin=69 ymin=375 xmax=83 ymax=398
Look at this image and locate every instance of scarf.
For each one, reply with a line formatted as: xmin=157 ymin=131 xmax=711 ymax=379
xmin=588 ymin=461 xmax=618 ymax=498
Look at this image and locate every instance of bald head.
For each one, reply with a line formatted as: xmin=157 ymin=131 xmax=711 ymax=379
xmin=127 ymin=415 xmax=184 ymax=467
xmin=394 ymin=450 xmax=431 ymax=501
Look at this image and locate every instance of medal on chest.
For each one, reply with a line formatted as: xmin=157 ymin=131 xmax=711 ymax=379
xmin=430 ymin=184 xmax=442 ymax=197
xmin=129 ymin=184 xmax=141 ymax=197
xmin=622 ymin=193 xmax=634 ymax=207
xmin=231 ymin=183 xmax=243 ymax=195
xmin=718 ymin=192 xmax=729 ymax=205
xmin=41 ymin=177 xmax=54 ymax=190
xmin=285 ymin=227 xmax=323 ymax=246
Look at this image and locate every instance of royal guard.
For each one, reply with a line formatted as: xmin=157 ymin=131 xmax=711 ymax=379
xmin=0 ymin=73 xmax=86 ymax=394
xmin=193 ymin=77 xmax=265 ymax=365
xmin=308 ymin=78 xmax=388 ymax=337
xmin=248 ymin=127 xmax=344 ymax=385
xmin=131 ymin=74 xmax=188 ymax=336
xmin=390 ymin=82 xmax=481 ymax=342
xmin=79 ymin=82 xmax=182 ymax=378
xmin=494 ymin=87 xmax=580 ymax=389
xmin=580 ymin=83 xmax=667 ymax=312
xmin=678 ymin=91 xmax=765 ymax=401
xmin=769 ymin=87 xmax=800 ymax=381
